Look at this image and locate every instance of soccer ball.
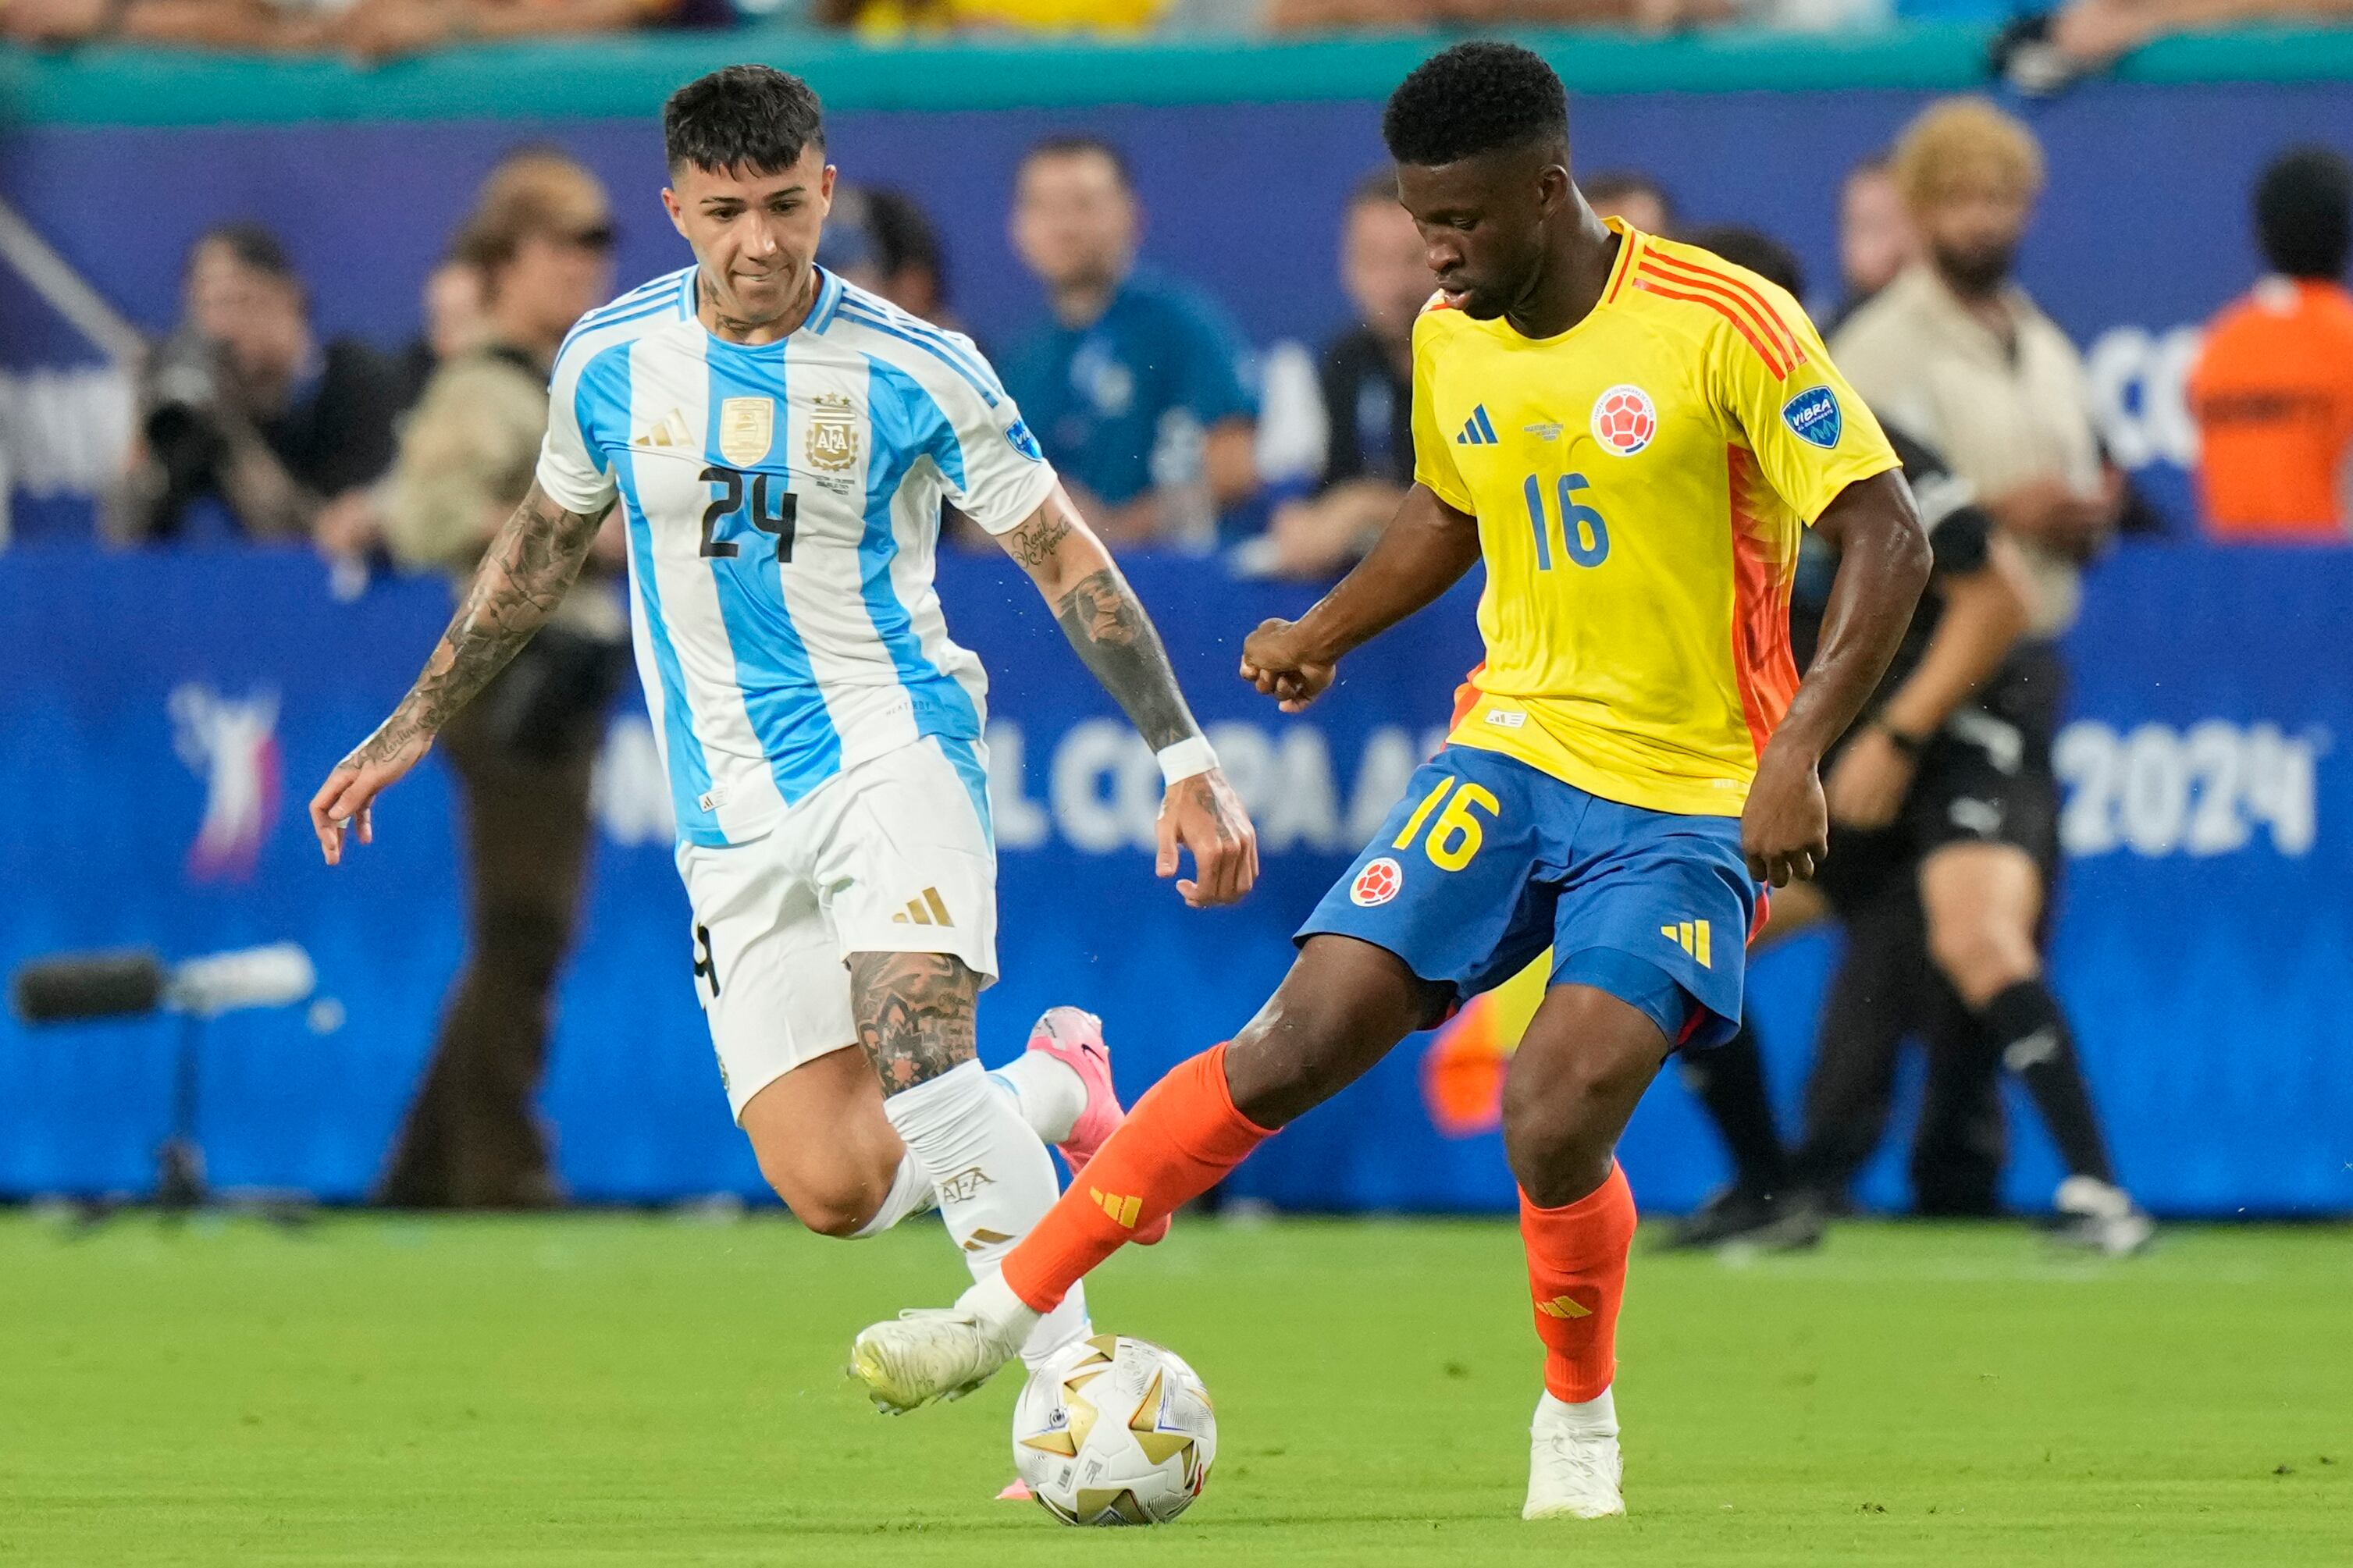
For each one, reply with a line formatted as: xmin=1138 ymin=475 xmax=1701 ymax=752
xmin=1011 ymin=1332 xmax=1216 ymax=1526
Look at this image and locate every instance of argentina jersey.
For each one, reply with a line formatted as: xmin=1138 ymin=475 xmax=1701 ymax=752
xmin=535 ymin=266 xmax=1059 ymax=848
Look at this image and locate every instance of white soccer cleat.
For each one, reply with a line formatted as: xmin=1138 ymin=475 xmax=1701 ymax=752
xmin=2052 ymin=1175 xmax=2156 ymax=1257
xmin=1523 ymin=1392 xmax=1626 ymax=1520
xmin=849 ymin=1275 xmax=1038 ymax=1415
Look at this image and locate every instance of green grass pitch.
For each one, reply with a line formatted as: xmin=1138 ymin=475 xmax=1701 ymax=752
xmin=2 ymin=1211 xmax=2346 ymax=1566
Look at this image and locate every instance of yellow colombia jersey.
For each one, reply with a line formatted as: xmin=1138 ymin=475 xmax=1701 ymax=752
xmin=1415 ymin=218 xmax=1901 ymax=817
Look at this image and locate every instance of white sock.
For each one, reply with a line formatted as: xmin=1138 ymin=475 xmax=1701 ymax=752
xmin=883 ymin=1061 xmax=1078 ymax=1363
xmin=846 ymin=1151 xmax=937 ymax=1239
xmin=1536 ymin=1386 xmax=1618 ymax=1439
xmin=989 ymin=1054 xmax=1087 ymax=1147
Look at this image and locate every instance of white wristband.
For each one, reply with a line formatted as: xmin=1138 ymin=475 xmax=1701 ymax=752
xmin=1156 ymin=735 xmax=1219 ymax=786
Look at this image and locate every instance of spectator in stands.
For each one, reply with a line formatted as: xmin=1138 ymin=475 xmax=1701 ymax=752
xmin=317 ymin=254 xmax=492 ymax=562
xmin=394 ymin=255 xmax=491 ymax=412
xmin=1256 ymin=173 xmax=1426 ymax=581
xmin=817 ymin=0 xmax=1169 ymax=33
xmin=1265 ymin=0 xmax=1741 ymax=32
xmin=1831 ymin=152 xmax=1917 ymax=330
xmin=5 ymin=0 xmax=724 ymax=55
xmin=372 ymin=149 xmax=628 ymax=1210
xmin=1833 ymin=98 xmax=2120 ymax=644
xmin=107 ymin=223 xmax=401 ymax=546
xmin=2045 ymin=0 xmax=2353 ymax=76
xmin=821 ymin=185 xmax=969 ymax=337
xmin=1584 ymin=168 xmax=1678 ymax=237
xmin=1002 ymin=135 xmax=1258 ymax=546
xmin=2187 ymin=146 xmax=2353 ymax=539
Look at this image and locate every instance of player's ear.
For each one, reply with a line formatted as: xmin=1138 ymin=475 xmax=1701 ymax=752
xmin=1535 ymin=164 xmax=1571 ymax=219
xmin=820 ymin=164 xmax=838 ymax=215
xmin=660 ymin=185 xmax=689 ymax=241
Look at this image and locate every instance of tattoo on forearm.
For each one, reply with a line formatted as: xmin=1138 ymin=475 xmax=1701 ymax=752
xmin=848 ymin=952 xmax=980 ymax=1093
xmin=1176 ymin=774 xmax=1244 ymax=845
xmin=1004 ymin=510 xmax=1073 ymax=571
xmin=348 ymin=486 xmax=602 ymax=766
xmin=1054 ymin=567 xmax=1198 ymax=752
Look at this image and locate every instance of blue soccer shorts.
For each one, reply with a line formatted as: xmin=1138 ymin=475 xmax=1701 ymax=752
xmin=1298 ymin=745 xmax=1760 ymax=1050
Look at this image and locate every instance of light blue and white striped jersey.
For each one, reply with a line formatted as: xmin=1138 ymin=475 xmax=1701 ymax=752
xmin=536 ymin=267 xmax=1058 ymax=848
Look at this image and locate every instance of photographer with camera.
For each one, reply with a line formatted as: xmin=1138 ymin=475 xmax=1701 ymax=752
xmin=107 ymin=225 xmax=401 ymax=546
xmin=371 ymin=149 xmax=627 ymax=1210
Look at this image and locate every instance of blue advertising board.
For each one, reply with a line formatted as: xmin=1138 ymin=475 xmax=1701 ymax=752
xmin=2 ymin=542 xmax=2346 ymax=1215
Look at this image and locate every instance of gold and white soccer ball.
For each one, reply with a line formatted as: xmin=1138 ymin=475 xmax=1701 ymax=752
xmin=1011 ymin=1332 xmax=1216 ymax=1526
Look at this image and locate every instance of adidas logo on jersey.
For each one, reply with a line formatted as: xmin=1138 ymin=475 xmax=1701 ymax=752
xmin=1661 ymin=919 xmax=1714 ymax=969
xmin=633 ymin=408 xmax=693 ymax=451
xmin=1454 ymin=405 xmax=1500 ymax=446
xmin=889 ymin=887 xmax=955 ymax=927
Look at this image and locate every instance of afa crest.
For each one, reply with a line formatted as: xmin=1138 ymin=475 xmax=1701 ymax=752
xmin=806 ymin=392 xmax=860 ymax=472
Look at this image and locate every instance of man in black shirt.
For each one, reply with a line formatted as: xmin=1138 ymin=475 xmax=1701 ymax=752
xmin=1258 ymin=172 xmax=1429 ymax=580
xmin=108 ymin=224 xmax=402 ymax=545
xmin=1670 ymin=229 xmax=2151 ymax=1255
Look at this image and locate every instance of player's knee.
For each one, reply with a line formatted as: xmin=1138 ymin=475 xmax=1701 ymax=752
xmin=753 ymin=1153 xmax=882 ymax=1239
xmin=1500 ymin=1051 xmax=1645 ymax=1202
xmin=1927 ymin=917 xmax=2037 ymax=1007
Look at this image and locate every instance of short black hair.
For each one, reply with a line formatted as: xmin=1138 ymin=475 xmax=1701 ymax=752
xmin=1020 ymin=134 xmax=1133 ymax=191
xmin=1382 ymin=41 xmax=1568 ymax=169
xmin=2254 ymin=145 xmax=2352 ymax=279
xmin=866 ymin=188 xmax=945 ymax=287
xmin=189 ymin=221 xmax=296 ymax=285
xmin=1688 ymin=225 xmax=1806 ymax=300
xmin=662 ymin=65 xmax=824 ymax=178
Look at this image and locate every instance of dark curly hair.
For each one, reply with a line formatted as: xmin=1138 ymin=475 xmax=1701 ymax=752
xmin=2255 ymin=145 xmax=2351 ymax=281
xmin=1382 ymin=41 xmax=1568 ymax=169
xmin=663 ymin=65 xmax=824 ymax=179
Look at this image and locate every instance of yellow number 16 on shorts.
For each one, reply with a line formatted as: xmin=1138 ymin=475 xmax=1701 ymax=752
xmin=1394 ymin=775 xmax=1502 ymax=872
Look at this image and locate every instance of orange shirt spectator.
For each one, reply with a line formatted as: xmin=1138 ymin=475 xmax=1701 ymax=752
xmin=2187 ymin=147 xmax=2353 ymax=540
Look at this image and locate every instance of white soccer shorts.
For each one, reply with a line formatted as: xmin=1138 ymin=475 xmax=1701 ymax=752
xmin=675 ymin=736 xmax=999 ymax=1120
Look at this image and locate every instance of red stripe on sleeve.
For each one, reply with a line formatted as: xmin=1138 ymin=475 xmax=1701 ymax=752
xmin=1632 ymin=276 xmax=1792 ymax=379
xmin=1637 ymin=251 xmax=1807 ymax=368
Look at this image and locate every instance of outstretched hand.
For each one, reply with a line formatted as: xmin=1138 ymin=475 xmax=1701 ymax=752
xmin=1239 ymin=618 xmax=1337 ymax=713
xmin=1155 ymin=769 xmax=1258 ymax=908
xmin=308 ymin=727 xmax=433 ymax=866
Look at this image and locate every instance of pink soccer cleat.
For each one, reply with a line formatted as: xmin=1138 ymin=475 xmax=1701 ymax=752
xmin=996 ymin=1477 xmax=1034 ymax=1502
xmin=1024 ymin=1007 xmax=1171 ymax=1246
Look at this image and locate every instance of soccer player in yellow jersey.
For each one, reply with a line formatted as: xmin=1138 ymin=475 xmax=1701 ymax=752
xmin=851 ymin=41 xmax=1931 ymax=1521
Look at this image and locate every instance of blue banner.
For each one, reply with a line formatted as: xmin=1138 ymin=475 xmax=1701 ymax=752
xmin=2 ymin=542 xmax=2346 ymax=1214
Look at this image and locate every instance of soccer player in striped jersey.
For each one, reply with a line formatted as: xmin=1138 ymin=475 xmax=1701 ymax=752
xmin=848 ymin=43 xmax=1930 ymax=1520
xmin=308 ymin=65 xmax=1257 ymax=1424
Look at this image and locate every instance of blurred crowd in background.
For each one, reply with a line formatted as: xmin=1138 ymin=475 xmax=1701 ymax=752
xmin=86 ymin=97 xmax=2353 ymax=602
xmin=8 ymin=0 xmax=2353 ymax=87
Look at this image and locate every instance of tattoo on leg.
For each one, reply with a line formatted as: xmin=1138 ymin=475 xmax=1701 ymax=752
xmin=849 ymin=951 xmax=980 ymax=1093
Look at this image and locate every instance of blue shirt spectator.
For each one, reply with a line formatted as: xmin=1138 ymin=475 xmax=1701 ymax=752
xmin=1002 ymin=137 xmax=1259 ymax=546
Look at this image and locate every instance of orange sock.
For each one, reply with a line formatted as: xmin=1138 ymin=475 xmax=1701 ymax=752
xmin=999 ymin=1043 xmax=1269 ymax=1313
xmin=1519 ymin=1162 xmax=1637 ymax=1403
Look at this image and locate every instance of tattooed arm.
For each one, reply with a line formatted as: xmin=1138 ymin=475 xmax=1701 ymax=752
xmin=996 ymin=486 xmax=1258 ymax=908
xmin=308 ymin=479 xmax=606 ymax=863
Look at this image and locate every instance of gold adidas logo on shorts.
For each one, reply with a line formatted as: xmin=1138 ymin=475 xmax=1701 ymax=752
xmin=889 ymin=887 xmax=954 ymax=927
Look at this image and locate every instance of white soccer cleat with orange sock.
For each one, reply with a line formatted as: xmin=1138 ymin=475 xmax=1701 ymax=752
xmin=1522 ymin=1390 xmax=1626 ymax=1520
xmin=849 ymin=1275 xmax=1037 ymax=1415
